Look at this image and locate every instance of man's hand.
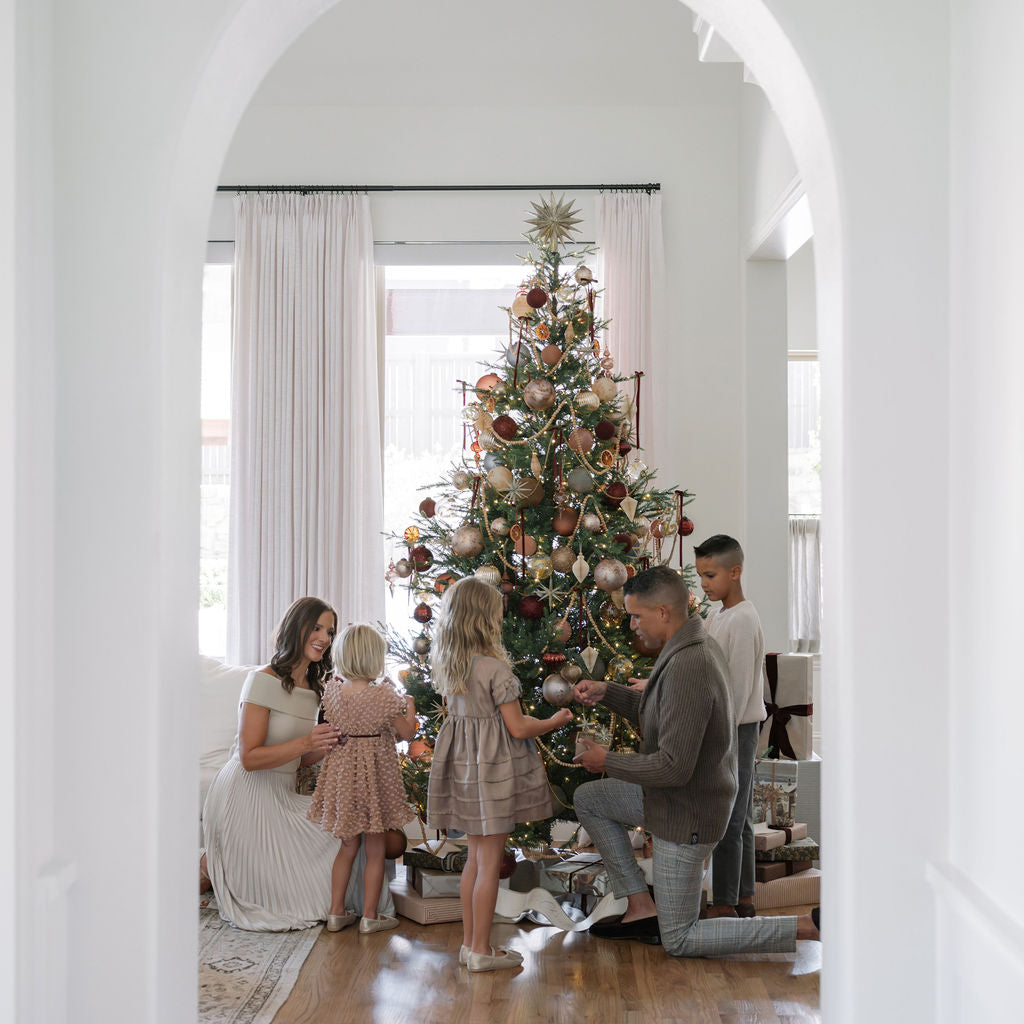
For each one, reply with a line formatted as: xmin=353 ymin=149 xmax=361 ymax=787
xmin=573 ymin=678 xmax=608 ymax=706
xmin=627 ymin=676 xmax=649 ymax=693
xmin=573 ymin=737 xmax=608 ymax=773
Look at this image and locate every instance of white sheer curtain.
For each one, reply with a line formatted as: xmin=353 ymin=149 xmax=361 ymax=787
xmin=594 ymin=191 xmax=665 ymax=461
xmin=227 ymin=193 xmax=384 ymax=664
xmin=789 ymin=516 xmax=822 ymax=653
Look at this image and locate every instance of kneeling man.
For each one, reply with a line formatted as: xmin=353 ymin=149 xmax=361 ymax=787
xmin=573 ymin=565 xmax=818 ymax=955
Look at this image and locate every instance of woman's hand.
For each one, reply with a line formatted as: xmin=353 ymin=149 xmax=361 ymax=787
xmin=547 ymin=708 xmax=574 ymax=732
xmin=307 ymin=722 xmax=341 ymax=755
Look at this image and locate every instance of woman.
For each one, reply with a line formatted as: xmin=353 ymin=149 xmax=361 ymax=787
xmin=200 ymin=596 xmax=397 ymax=930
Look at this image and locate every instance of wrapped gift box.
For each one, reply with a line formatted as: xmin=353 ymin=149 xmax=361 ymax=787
xmin=755 ymin=860 xmax=815 ymax=882
xmin=390 ymin=876 xmax=462 ymax=924
xmin=753 ymin=760 xmax=798 ymax=827
xmin=753 ymin=822 xmax=807 ymax=852
xmin=539 ymin=852 xmax=654 ymax=898
xmin=756 ymin=836 xmax=820 ymax=862
xmin=407 ymin=866 xmax=461 ymax=898
xmin=757 ymin=653 xmax=814 ymax=761
xmin=753 ymin=867 xmax=820 ymax=910
xmin=402 ymin=839 xmax=468 ymax=873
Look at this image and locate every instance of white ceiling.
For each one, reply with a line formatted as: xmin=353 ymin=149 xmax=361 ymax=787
xmin=248 ymin=0 xmax=711 ymax=108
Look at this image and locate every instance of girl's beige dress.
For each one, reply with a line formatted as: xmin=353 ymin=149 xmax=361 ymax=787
xmin=426 ymin=655 xmax=553 ymax=835
xmin=307 ymin=680 xmax=415 ymax=838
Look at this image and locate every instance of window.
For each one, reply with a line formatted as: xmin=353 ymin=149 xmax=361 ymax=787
xmin=200 ymin=261 xmax=232 ymax=657
xmin=383 ymin=264 xmax=525 ymax=638
xmin=788 ymin=354 xmax=821 ymax=516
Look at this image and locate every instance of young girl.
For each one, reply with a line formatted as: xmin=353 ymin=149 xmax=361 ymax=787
xmin=307 ymin=623 xmax=418 ymax=933
xmin=426 ymin=576 xmax=573 ymax=972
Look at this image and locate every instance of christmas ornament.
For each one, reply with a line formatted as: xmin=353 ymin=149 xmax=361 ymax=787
xmin=492 ymin=414 xmax=518 ymax=441
xmin=626 ymin=459 xmax=648 ymax=483
xmin=475 ymin=564 xmax=501 ymax=586
xmin=452 ymin=469 xmax=473 ymax=490
xmin=594 ymin=557 xmax=628 ymax=592
xmin=511 ymin=294 xmax=533 ymax=319
xmin=394 ymin=558 xmax=413 ymax=578
xmin=513 ymin=533 xmax=538 ymax=557
xmin=566 ymin=467 xmax=594 ymax=494
xmin=679 ymin=516 xmax=695 ymax=536
xmin=564 ymin=322 xmax=576 ymax=345
xmin=514 ymin=475 xmax=544 ymax=508
xmin=581 ymin=512 xmax=603 ymax=532
xmin=487 ymin=466 xmax=514 ymax=492
xmin=593 ymin=376 xmax=617 ymax=403
xmin=542 ymin=651 xmax=567 ymax=671
xmin=490 ymin=517 xmax=510 ymax=536
xmin=526 ymin=286 xmax=548 ymax=308
xmin=599 ymin=600 xmax=625 ymax=626
xmin=572 ymin=553 xmax=590 ymax=583
xmin=476 ymin=372 xmax=500 ymax=391
xmin=554 ymin=617 xmax=573 ymax=644
xmin=474 ymin=410 xmax=493 ymax=431
xmin=525 ymin=193 xmax=583 ymax=249
xmin=619 ymin=496 xmax=638 ymax=521
xmin=418 ymin=498 xmax=437 ymax=518
xmin=535 ymin=578 xmax=568 ymax=608
xmin=410 ymin=546 xmax=434 ymax=571
xmin=553 ymin=507 xmax=579 ymax=536
xmin=560 ymin=663 xmax=583 ymax=684
xmin=600 ymin=450 xmax=615 ymax=467
xmin=500 ymin=575 xmax=515 ymax=596
xmin=568 ymin=427 xmax=594 ymax=454
xmin=542 ymin=674 xmax=574 ymax=707
xmin=527 ymin=553 xmax=553 ymax=581
xmin=618 ymin=440 xmax=633 ymax=457
xmin=413 ymin=603 xmax=433 ymax=624
xmin=650 ymin=516 xmax=669 ymax=539
xmin=482 ymin=453 xmax=504 ymax=472
xmin=581 ymin=646 xmax=599 ymax=673
xmin=576 ymin=390 xmax=600 ymax=411
xmin=520 ymin=595 xmax=544 ymax=620
xmin=451 ymin=525 xmax=484 ymax=558
xmin=595 ymin=419 xmax=616 ymax=441
xmin=530 ymin=452 xmax=543 ymax=479
xmin=535 ymin=322 xmax=550 ymax=340
xmin=403 ymin=525 xmax=420 ymax=544
xmin=605 ymin=655 xmax=635 ymax=683
xmin=575 ymin=265 xmax=595 ymax=285
xmin=550 ymin=546 xmax=576 ymax=573
xmin=407 ymin=739 xmax=432 ymax=760
xmin=610 ymin=587 xmax=625 ymax=609
xmin=524 ymin=378 xmax=556 ymax=411
xmin=413 ymin=635 xmax=430 ymax=655
xmin=541 ymin=344 xmax=563 ymax=366
xmin=613 ymin=532 xmax=634 ymax=552
xmin=478 ymin=428 xmax=500 ymax=451
xmin=435 ymin=572 xmax=455 ymax=594
xmin=604 ymin=481 xmax=628 ymax=509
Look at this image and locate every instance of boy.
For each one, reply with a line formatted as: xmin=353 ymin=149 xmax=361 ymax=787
xmin=694 ymin=534 xmax=766 ymax=919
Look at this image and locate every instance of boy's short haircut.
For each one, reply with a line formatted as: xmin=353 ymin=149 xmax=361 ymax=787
xmin=693 ymin=534 xmax=744 ymax=568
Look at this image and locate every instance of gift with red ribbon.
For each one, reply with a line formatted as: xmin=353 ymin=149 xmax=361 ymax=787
xmin=757 ymin=652 xmax=814 ymax=761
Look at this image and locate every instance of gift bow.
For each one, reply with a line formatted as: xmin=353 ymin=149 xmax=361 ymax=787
xmin=760 ymin=653 xmax=813 ymax=760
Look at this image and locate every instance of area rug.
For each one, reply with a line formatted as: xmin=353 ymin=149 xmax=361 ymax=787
xmin=199 ymin=893 xmax=321 ymax=1024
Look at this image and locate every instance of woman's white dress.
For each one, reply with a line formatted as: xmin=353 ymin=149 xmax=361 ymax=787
xmin=202 ymin=670 xmax=394 ymax=931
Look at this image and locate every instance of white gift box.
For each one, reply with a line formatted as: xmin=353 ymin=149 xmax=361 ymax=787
xmin=757 ymin=653 xmax=814 ymax=761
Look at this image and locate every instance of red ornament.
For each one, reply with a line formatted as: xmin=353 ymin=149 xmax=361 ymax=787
xmin=542 ymin=652 xmax=567 ymax=670
xmin=418 ymin=498 xmax=436 ymax=518
xmin=679 ymin=516 xmax=695 ymax=536
xmin=492 ymin=414 xmax=518 ymax=440
xmin=413 ymin=603 xmax=433 ymax=624
xmin=434 ymin=572 xmax=455 ymax=594
xmin=475 ymin=372 xmax=500 ymax=391
xmin=618 ymin=441 xmax=633 ymax=457
xmin=520 ymin=596 xmax=544 ymax=620
xmin=613 ymin=532 xmax=634 ymax=552
xmin=595 ymin=419 xmax=616 ymax=441
xmin=499 ymin=850 xmax=518 ymax=879
xmin=526 ymin=287 xmax=548 ymax=309
xmin=604 ymin=481 xmax=628 ymax=509
xmin=410 ymin=546 xmax=434 ymax=571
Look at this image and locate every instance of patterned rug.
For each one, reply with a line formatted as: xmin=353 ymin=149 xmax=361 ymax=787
xmin=199 ymin=893 xmax=321 ymax=1024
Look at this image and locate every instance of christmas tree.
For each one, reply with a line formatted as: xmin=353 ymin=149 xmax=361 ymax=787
xmin=387 ymin=194 xmax=699 ymax=847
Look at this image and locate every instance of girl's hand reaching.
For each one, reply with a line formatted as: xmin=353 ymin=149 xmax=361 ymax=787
xmin=547 ymin=708 xmax=574 ymax=733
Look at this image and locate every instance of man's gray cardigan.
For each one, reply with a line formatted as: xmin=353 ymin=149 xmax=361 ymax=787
xmin=601 ymin=613 xmax=739 ymax=846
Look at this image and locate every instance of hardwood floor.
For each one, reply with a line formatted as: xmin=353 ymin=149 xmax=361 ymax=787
xmin=273 ymin=905 xmax=820 ymax=1023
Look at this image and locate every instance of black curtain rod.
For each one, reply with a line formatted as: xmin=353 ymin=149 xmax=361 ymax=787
xmin=216 ymin=183 xmax=661 ymax=194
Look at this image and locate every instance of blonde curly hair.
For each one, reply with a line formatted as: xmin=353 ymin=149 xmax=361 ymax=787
xmin=334 ymin=623 xmax=387 ymax=681
xmin=430 ymin=576 xmax=509 ymax=696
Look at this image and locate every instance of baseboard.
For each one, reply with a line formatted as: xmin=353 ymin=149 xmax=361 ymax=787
xmin=927 ymin=860 xmax=1024 ymax=1024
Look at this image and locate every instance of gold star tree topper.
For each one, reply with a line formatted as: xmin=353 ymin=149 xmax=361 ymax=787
xmin=525 ymin=192 xmax=583 ymax=249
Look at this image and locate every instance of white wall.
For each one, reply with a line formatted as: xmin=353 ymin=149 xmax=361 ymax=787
xmin=787 ymin=239 xmax=816 ymax=352
xmin=940 ymin=1 xmax=1024 ymax=1018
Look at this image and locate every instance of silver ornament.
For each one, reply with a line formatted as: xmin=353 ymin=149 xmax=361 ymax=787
xmin=542 ymin=674 xmax=574 ymax=707
xmin=593 ymin=557 xmax=628 ymax=593
xmin=566 ymin=467 xmax=594 ymax=494
xmin=413 ymin=636 xmax=430 ymax=655
xmin=490 ymin=517 xmax=510 ymax=537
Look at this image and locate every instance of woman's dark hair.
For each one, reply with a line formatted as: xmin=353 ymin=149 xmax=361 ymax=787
xmin=269 ymin=597 xmax=337 ymax=699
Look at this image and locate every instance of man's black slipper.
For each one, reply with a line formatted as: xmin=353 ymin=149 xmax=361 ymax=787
xmin=588 ymin=915 xmax=661 ymax=944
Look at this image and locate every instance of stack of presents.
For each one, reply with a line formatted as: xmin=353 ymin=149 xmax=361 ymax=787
xmin=390 ymin=652 xmax=819 ymax=922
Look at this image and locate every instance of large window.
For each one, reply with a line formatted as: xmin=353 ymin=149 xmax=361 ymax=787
xmin=200 ymin=262 xmax=232 ymax=657
xmin=788 ymin=354 xmax=821 ymax=516
xmin=383 ymin=265 xmax=525 ymax=638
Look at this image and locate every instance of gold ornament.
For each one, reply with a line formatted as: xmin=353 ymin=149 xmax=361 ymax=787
xmin=605 ymin=655 xmax=635 ymax=684
xmin=564 ymin=322 xmax=575 ymax=345
xmin=560 ymin=663 xmax=583 ymax=683
xmin=475 ymin=564 xmax=501 ymax=586
xmin=478 ymin=428 xmax=500 ymax=451
xmin=576 ymin=390 xmax=600 ymax=411
xmin=403 ymin=526 xmax=420 ymax=545
xmin=525 ymin=192 xmax=584 ymax=249
xmin=575 ymin=265 xmax=595 ymax=285
xmin=593 ymin=376 xmax=617 ymax=403
xmin=599 ymin=600 xmax=625 ymax=626
xmin=524 ymin=378 xmax=556 ymax=411
xmin=451 ymin=525 xmax=484 ymax=558
xmin=535 ymin=323 xmax=550 ymax=340
xmin=531 ymin=452 xmax=543 ymax=479
xmin=487 ymin=466 xmax=514 ymax=492
xmin=475 ymin=410 xmax=494 ymax=431
xmin=572 ymin=553 xmax=590 ymax=583
xmin=490 ymin=516 xmax=510 ymax=536
xmin=581 ymin=512 xmax=603 ymax=532
xmin=600 ymin=449 xmax=615 ymax=467
xmin=550 ymin=546 xmax=576 ymax=573
xmin=527 ymin=553 xmax=553 ymax=581
xmin=511 ymin=294 xmax=533 ymax=319
xmin=452 ymin=469 xmax=473 ymax=490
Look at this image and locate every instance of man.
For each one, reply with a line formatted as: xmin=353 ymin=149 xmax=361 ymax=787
xmin=573 ymin=565 xmax=819 ymax=955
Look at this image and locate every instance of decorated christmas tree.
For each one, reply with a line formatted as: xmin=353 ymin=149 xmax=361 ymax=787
xmin=387 ymin=195 xmax=700 ymax=847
